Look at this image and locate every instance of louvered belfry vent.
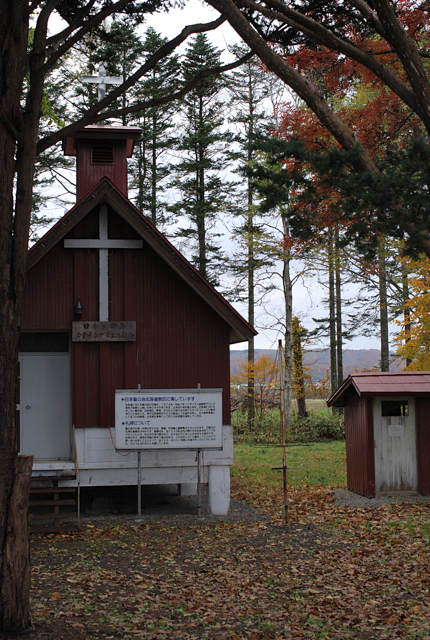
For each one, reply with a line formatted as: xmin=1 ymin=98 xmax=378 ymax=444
xmin=63 ymin=125 xmax=141 ymax=199
xmin=92 ymin=145 xmax=114 ymax=164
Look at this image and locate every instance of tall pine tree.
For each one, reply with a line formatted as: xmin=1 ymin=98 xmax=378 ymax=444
xmin=130 ymin=27 xmax=180 ymax=227
xmin=170 ymin=33 xmax=230 ymax=286
xmin=228 ymin=47 xmax=273 ymax=427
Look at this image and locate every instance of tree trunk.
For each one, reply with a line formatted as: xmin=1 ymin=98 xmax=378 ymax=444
xmin=282 ymin=214 xmax=292 ymax=433
xmin=328 ymin=232 xmax=338 ymax=394
xmin=335 ymin=227 xmax=343 ymax=385
xmin=292 ymin=317 xmax=307 ymax=419
xmin=247 ymin=241 xmax=255 ymax=429
xmin=151 ymin=112 xmax=157 ymax=225
xmin=0 ymin=2 xmax=47 ymax=631
xmin=1 ymin=456 xmax=33 ymax=633
xmin=402 ymin=263 xmax=412 ymax=368
xmin=247 ymin=335 xmax=255 ymax=429
xmin=246 ymin=81 xmax=255 ymax=429
xmin=197 ymin=95 xmax=207 ymax=279
xmin=379 ymin=246 xmax=390 ymax=371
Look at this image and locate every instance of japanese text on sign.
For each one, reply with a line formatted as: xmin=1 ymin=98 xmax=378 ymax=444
xmin=115 ymin=389 xmax=222 ymax=449
xmin=72 ymin=321 xmax=136 ymax=342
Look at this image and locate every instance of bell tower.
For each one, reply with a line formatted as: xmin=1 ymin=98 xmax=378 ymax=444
xmin=63 ymin=125 xmax=141 ymax=201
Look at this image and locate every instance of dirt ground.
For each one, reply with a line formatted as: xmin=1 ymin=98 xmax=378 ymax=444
xmin=3 ymin=485 xmax=430 ymax=640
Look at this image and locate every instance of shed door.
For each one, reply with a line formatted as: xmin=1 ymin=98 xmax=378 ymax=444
xmin=18 ymin=354 xmax=71 ymax=460
xmin=373 ymin=397 xmax=417 ymax=492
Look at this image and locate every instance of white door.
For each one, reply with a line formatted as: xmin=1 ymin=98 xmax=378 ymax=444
xmin=373 ymin=397 xmax=417 ymax=492
xmin=18 ymin=354 xmax=71 ymax=460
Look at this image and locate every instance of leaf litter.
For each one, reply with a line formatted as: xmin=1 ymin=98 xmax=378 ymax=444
xmin=7 ymin=479 xmax=430 ymax=640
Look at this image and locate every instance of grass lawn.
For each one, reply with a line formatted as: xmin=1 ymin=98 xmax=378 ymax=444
xmin=302 ymin=399 xmax=330 ymax=413
xmin=232 ymin=441 xmax=347 ymax=491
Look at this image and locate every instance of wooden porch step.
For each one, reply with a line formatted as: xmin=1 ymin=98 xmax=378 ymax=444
xmin=30 ymin=524 xmax=80 ymax=534
xmin=30 ymin=487 xmax=77 ymax=494
xmin=31 ymin=474 xmax=76 ymax=482
xmin=29 ymin=512 xmax=78 ymax=520
xmin=30 ymin=499 xmax=77 ymax=507
xmin=29 ymin=474 xmax=80 ymax=534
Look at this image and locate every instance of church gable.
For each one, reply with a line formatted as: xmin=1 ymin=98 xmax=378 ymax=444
xmin=22 ymin=197 xmax=233 ymax=424
xmin=26 ymin=177 xmax=255 ymax=343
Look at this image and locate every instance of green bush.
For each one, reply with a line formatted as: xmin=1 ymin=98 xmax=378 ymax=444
xmin=232 ymin=406 xmax=281 ymax=444
xmin=289 ymin=409 xmax=345 ymax=442
xmin=232 ymin=406 xmax=344 ymax=444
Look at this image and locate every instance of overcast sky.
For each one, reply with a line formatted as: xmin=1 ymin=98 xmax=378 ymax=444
xmin=46 ymin=3 xmax=385 ymax=354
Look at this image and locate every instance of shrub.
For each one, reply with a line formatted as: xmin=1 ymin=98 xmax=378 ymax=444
xmin=232 ymin=405 xmax=281 ymax=444
xmin=289 ymin=410 xmax=345 ymax=442
xmin=232 ymin=407 xmax=344 ymax=444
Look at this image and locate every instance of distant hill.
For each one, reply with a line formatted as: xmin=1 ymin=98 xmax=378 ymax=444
xmin=230 ymin=348 xmax=403 ymax=382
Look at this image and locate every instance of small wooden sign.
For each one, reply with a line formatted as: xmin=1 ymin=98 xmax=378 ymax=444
xmin=389 ymin=424 xmax=405 ymax=437
xmin=72 ymin=321 xmax=136 ymax=342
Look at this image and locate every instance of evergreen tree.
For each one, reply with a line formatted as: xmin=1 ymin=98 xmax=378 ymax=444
xmin=90 ymin=20 xmax=146 ymax=124
xmin=169 ymin=33 xmax=231 ymax=286
xmin=228 ymin=47 xmax=273 ymax=428
xmin=130 ymin=27 xmax=180 ymax=226
xmin=29 ymin=33 xmax=75 ymax=240
xmin=244 ymin=137 xmax=311 ymax=435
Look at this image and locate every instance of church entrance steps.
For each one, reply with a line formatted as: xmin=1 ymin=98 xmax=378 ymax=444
xmin=29 ymin=474 xmax=80 ymax=534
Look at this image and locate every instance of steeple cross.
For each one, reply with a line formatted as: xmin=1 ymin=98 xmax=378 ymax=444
xmin=64 ymin=205 xmax=143 ymax=321
xmin=82 ymin=63 xmax=123 ymax=103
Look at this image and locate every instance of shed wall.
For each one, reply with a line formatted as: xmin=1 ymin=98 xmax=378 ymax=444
xmin=22 ymin=206 xmax=232 ymax=426
xmin=416 ymin=397 xmax=430 ymax=495
xmin=345 ymin=395 xmax=375 ymax=497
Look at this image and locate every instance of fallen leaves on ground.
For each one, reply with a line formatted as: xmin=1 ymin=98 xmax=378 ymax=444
xmin=13 ymin=480 xmax=430 ymax=639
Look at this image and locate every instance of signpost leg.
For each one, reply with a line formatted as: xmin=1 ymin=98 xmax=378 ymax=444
xmin=278 ymin=340 xmax=289 ymax=523
xmin=138 ymin=451 xmax=141 ymax=517
xmin=197 ymin=450 xmax=202 ymax=518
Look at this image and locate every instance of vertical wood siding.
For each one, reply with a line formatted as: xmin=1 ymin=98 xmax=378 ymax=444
xmin=22 ymin=206 xmax=232 ymax=429
xmin=76 ymin=140 xmax=127 ymax=200
xmin=373 ymin=397 xmax=418 ymax=492
xmin=22 ymin=242 xmax=74 ymax=328
xmin=345 ymin=395 xmax=375 ymax=497
xmin=416 ymin=397 xmax=430 ymax=495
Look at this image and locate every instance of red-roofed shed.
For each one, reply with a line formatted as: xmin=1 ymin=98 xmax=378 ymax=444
xmin=327 ymin=372 xmax=430 ymax=497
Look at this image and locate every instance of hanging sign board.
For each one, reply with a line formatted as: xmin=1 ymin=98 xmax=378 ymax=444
xmin=73 ymin=321 xmax=136 ymax=342
xmin=115 ymin=388 xmax=223 ymax=450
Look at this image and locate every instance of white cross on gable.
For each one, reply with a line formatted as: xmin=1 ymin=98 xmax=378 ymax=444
xmin=64 ymin=205 xmax=143 ymax=321
xmin=82 ymin=63 xmax=123 ymax=103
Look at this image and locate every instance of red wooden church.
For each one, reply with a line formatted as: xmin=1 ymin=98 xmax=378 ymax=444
xmin=18 ymin=124 xmax=255 ymax=515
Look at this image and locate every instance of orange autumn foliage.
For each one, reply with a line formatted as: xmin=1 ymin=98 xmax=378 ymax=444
xmin=272 ymin=0 xmax=428 ymax=235
xmin=231 ymin=355 xmax=280 ymax=417
xmin=394 ymin=255 xmax=430 ymax=370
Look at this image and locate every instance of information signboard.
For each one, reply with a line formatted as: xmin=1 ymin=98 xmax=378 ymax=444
xmin=115 ymin=388 xmax=223 ymax=450
xmin=73 ymin=321 xmax=136 ymax=342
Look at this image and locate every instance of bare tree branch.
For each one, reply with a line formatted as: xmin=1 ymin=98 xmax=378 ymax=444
xmin=37 ymin=16 xmax=232 ymax=154
xmin=43 ymin=0 xmax=132 ymax=73
xmin=208 ymin=0 xmax=379 ymax=173
xmin=45 ymin=0 xmax=98 ymax=50
xmin=90 ymin=52 xmax=254 ymax=122
xmin=236 ymin=0 xmax=422 ymax=120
